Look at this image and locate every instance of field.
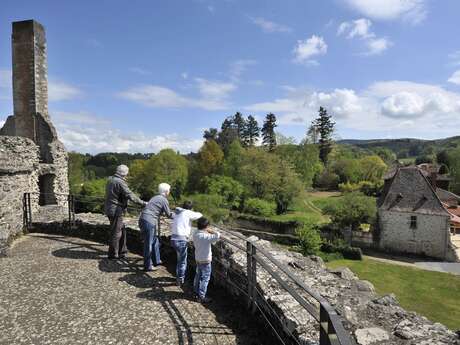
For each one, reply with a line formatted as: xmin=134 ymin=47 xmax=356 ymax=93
xmin=327 ymin=258 xmax=460 ymax=330
xmin=267 ymin=190 xmax=344 ymax=224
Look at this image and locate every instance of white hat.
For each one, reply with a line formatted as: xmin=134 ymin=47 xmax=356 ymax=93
xmin=116 ymin=164 xmax=129 ymax=177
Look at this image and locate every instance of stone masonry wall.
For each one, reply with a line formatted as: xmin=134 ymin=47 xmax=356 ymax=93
xmin=0 ymin=136 xmax=40 ymax=254
xmin=379 ymin=210 xmax=452 ymax=260
xmin=30 ymin=213 xmax=459 ymax=345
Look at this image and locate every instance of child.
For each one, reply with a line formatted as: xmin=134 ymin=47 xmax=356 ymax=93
xmin=171 ymin=201 xmax=202 ymax=287
xmin=192 ymin=217 xmax=220 ymax=303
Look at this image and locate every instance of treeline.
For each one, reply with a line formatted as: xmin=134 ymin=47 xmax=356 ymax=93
xmin=68 ymin=107 xmax=392 ymax=221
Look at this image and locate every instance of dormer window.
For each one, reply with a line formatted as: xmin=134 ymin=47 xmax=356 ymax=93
xmin=410 ymin=216 xmax=417 ymax=229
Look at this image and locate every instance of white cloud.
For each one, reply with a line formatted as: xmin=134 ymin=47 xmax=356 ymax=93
xmin=338 ymin=18 xmax=392 ymax=55
xmin=292 ymin=35 xmax=327 ymax=65
xmin=229 ymin=59 xmax=257 ymax=82
xmin=448 ymin=70 xmax=460 ymax=85
xmin=338 ymin=18 xmax=373 ymax=39
xmin=48 ymin=111 xmax=203 ymax=154
xmin=181 ymin=72 xmax=188 ymax=80
xmin=48 ymin=81 xmax=82 ymax=101
xmin=129 ymin=67 xmax=151 ymax=75
xmin=119 ymin=78 xmax=236 ymax=111
xmin=244 ymin=80 xmax=460 ymax=136
xmin=448 ymin=51 xmax=460 ymax=66
xmin=366 ymin=37 xmax=392 ymax=55
xmin=343 ymin=0 xmax=427 ymax=24
xmin=249 ymin=16 xmax=292 ymax=33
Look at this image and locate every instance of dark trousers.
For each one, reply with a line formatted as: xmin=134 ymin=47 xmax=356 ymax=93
xmin=108 ymin=214 xmax=127 ymax=258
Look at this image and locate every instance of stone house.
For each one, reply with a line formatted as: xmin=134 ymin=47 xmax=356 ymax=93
xmin=0 ymin=20 xmax=68 ymax=253
xmin=377 ymin=165 xmax=459 ymax=261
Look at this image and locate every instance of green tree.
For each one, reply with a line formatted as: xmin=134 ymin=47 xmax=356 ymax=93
xmin=205 ymin=175 xmax=244 ymax=209
xmin=217 ymin=117 xmax=238 ymax=154
xmin=130 ymin=149 xmax=188 ymax=199
xmin=232 ymin=112 xmax=246 ymax=142
xmin=358 ymin=155 xmax=387 ymax=183
xmin=447 ymin=148 xmax=460 ymax=194
xmin=314 ymin=107 xmax=335 ymax=165
xmin=261 ymin=113 xmax=277 ymax=151
xmin=243 ymin=115 xmax=259 ymax=147
xmin=276 ymin=132 xmax=297 ymax=145
xmin=295 ymin=221 xmax=323 ymax=256
xmin=68 ymin=152 xmax=87 ymax=194
xmin=78 ymin=178 xmax=107 ymax=213
xmin=203 ymin=128 xmax=218 ymax=141
xmin=223 ymin=140 xmax=244 ymax=180
xmin=323 ymin=192 xmax=376 ymax=230
xmin=274 ymin=159 xmax=303 ymax=214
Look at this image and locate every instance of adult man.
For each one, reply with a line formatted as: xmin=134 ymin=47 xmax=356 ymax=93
xmin=104 ymin=164 xmax=146 ymax=259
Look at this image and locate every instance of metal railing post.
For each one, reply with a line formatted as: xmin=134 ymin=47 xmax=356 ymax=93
xmin=68 ymin=194 xmax=72 ymax=230
xmin=246 ymin=241 xmax=253 ymax=310
xmin=72 ymin=195 xmax=76 ymax=227
xmin=27 ymin=193 xmax=32 ymax=229
xmin=319 ymin=305 xmax=331 ymax=345
xmin=23 ymin=193 xmax=27 ymax=228
xmin=250 ymin=243 xmax=257 ymax=314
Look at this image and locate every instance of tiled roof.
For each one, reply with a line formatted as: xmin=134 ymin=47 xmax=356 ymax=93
xmin=379 ymin=167 xmax=449 ymax=216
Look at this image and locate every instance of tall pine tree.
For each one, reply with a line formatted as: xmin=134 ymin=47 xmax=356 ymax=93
xmin=203 ymin=128 xmax=218 ymax=141
xmin=232 ymin=112 xmax=246 ymax=141
xmin=217 ymin=116 xmax=238 ymax=154
xmin=261 ymin=113 xmax=277 ymax=151
xmin=243 ymin=115 xmax=260 ymax=146
xmin=314 ymin=107 xmax=335 ymax=165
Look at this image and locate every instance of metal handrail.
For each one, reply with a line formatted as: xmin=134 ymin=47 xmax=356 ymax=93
xmin=218 ymin=228 xmax=356 ymax=345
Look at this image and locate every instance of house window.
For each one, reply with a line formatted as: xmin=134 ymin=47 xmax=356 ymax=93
xmin=410 ymin=216 xmax=417 ymax=229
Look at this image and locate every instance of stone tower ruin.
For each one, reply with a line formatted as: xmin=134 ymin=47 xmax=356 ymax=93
xmin=0 ymin=19 xmax=68 ymax=237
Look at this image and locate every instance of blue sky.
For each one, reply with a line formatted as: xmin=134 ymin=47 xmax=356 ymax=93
xmin=1 ymin=0 xmax=460 ymax=153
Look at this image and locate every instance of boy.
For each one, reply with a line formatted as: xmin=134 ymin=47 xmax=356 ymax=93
xmin=171 ymin=201 xmax=202 ymax=287
xmin=192 ymin=217 xmax=220 ymax=303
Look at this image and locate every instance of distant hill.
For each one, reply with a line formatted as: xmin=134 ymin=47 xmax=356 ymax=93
xmin=338 ymin=136 xmax=460 ymax=158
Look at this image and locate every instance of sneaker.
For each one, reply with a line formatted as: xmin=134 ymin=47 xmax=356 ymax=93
xmin=198 ymin=296 xmax=212 ymax=304
xmin=176 ymin=278 xmax=184 ymax=288
xmin=144 ymin=267 xmax=158 ymax=272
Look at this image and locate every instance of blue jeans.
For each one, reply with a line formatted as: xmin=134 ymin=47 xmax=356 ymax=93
xmin=171 ymin=239 xmax=188 ymax=283
xmin=139 ymin=218 xmax=161 ymax=270
xmin=193 ymin=262 xmax=212 ymax=299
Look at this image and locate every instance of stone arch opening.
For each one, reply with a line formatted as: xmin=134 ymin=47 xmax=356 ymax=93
xmin=38 ymin=174 xmax=57 ymax=205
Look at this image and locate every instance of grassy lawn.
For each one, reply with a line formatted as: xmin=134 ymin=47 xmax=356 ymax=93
xmin=267 ymin=190 xmax=344 ymax=224
xmin=327 ymin=258 xmax=460 ymax=330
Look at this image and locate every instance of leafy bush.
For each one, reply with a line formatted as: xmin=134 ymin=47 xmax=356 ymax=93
xmin=205 ymin=175 xmax=244 ymax=209
xmin=243 ymin=198 xmax=276 ymax=217
xmin=321 ymin=240 xmax=362 ymax=260
xmin=323 ymin=192 xmax=376 ymax=230
xmin=187 ymin=194 xmax=229 ymax=223
xmin=339 ymin=182 xmax=361 ymax=193
xmin=314 ymin=170 xmax=340 ymax=190
xmin=295 ymin=222 xmax=323 ymax=256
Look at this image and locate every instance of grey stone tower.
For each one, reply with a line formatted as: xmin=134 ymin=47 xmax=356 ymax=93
xmin=0 ymin=20 xmax=68 ymax=206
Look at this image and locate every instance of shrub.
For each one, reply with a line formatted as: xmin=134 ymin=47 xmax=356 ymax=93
xmin=295 ymin=222 xmax=323 ymax=256
xmin=243 ymin=198 xmax=276 ymax=217
xmin=339 ymin=182 xmax=361 ymax=193
xmin=321 ymin=240 xmax=362 ymax=260
xmin=323 ymin=192 xmax=376 ymax=230
xmin=187 ymin=194 xmax=229 ymax=223
xmin=205 ymin=175 xmax=244 ymax=209
xmin=314 ymin=170 xmax=340 ymax=190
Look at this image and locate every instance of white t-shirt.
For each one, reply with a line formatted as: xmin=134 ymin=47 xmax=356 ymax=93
xmin=192 ymin=229 xmax=220 ymax=263
xmin=171 ymin=208 xmax=203 ymax=239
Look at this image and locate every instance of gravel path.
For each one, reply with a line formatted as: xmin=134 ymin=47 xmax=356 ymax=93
xmin=0 ymin=233 xmax=267 ymax=345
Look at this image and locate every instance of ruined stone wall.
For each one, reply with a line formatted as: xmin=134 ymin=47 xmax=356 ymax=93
xmin=0 ymin=136 xmax=40 ymax=253
xmin=379 ymin=210 xmax=451 ymax=260
xmin=31 ymin=214 xmax=459 ymax=345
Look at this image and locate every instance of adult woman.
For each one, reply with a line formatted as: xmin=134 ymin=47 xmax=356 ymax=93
xmin=139 ymin=183 xmax=172 ymax=271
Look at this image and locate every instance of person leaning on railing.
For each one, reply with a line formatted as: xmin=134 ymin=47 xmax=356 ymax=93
xmin=104 ymin=164 xmax=147 ymax=260
xmin=138 ymin=183 xmax=173 ymax=271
